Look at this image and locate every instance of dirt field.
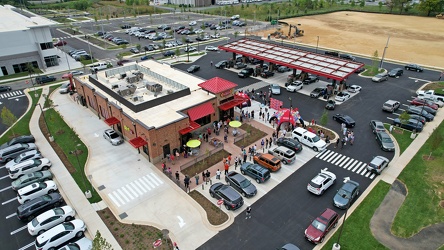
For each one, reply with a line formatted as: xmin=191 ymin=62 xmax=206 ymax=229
xmin=260 ymin=11 xmax=444 ymax=69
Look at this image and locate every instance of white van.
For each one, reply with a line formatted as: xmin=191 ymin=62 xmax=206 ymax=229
xmin=292 ymin=127 xmax=327 ymax=152
xmin=90 ymin=62 xmax=108 ymax=71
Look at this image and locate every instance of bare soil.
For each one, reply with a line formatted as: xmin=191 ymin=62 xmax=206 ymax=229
xmin=260 ymin=11 xmax=444 ymax=69
xmin=188 ymin=191 xmax=229 ymax=225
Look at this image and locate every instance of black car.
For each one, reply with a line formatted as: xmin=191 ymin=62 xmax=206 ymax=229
xmin=17 ymin=193 xmax=63 ymax=221
xmin=238 ymin=68 xmax=254 ymax=78
xmin=174 ymin=26 xmax=185 ymax=31
xmin=0 ymin=86 xmax=12 ymax=92
xmin=121 ymin=24 xmax=131 ymax=29
xmin=310 ymin=87 xmax=326 ymax=98
xmin=333 ymin=180 xmax=360 ymax=209
xmin=405 ymin=64 xmax=423 ymax=72
xmin=325 ymin=51 xmax=339 ymax=57
xmin=393 ymin=118 xmax=423 ymax=132
xmin=234 ymin=62 xmax=247 ymax=69
xmin=409 ymin=114 xmax=426 ymax=124
xmin=185 ymin=37 xmax=194 ymax=43
xmin=376 ymin=131 xmax=395 ymax=152
xmin=276 ymin=137 xmax=303 ymax=153
xmin=277 ymin=66 xmax=291 ymax=72
xmin=303 ymin=75 xmax=320 ymax=84
xmin=325 ymin=100 xmax=336 ymax=110
xmin=225 ymin=171 xmax=257 ymax=197
xmin=407 ymin=106 xmax=434 ymax=121
xmin=187 ymin=65 xmax=200 ymax=73
xmin=332 ymin=114 xmax=356 ymax=127
xmin=260 ymin=71 xmax=275 ymax=78
xmin=209 ymin=183 xmax=244 ymax=210
xmin=420 ymin=105 xmax=437 ymax=116
xmin=0 ymin=135 xmax=35 ymax=149
xmin=144 ymin=45 xmax=154 ymax=51
xmin=388 ymin=68 xmax=403 ymax=77
xmin=163 ymin=51 xmax=175 ymax=57
xmin=354 ymin=67 xmax=365 ymax=74
xmin=215 ymin=60 xmax=228 ymax=69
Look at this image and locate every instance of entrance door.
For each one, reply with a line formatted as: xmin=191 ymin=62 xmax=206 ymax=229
xmin=163 ymin=144 xmax=171 ymax=158
xmin=116 ymin=123 xmax=122 ymax=134
xmin=143 ymin=145 xmax=150 ymax=162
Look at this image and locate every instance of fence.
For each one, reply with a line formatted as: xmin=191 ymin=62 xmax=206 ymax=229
xmin=179 ymin=144 xmax=225 ymax=171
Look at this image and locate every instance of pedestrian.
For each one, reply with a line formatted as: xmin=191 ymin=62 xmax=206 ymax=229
xmin=184 ymin=175 xmax=190 ymax=190
xmin=335 ymin=138 xmax=340 ymax=148
xmin=224 ymin=162 xmax=229 ymax=175
xmin=195 ymin=173 xmax=199 ymax=185
xmin=175 ymin=171 xmax=180 ymax=181
xmin=262 ymin=112 xmax=265 ymax=121
xmin=341 ymin=137 xmax=346 ymax=149
xmin=234 ymin=156 xmax=239 ymax=169
xmin=202 ymin=172 xmax=206 ymax=183
xmin=251 ymin=110 xmax=255 ymax=119
xmin=253 ymin=144 xmax=257 ymax=154
xmin=162 ymin=162 xmax=166 ymax=172
xmin=343 ymin=127 xmax=347 ymax=136
xmin=245 ymin=206 xmax=252 ymax=219
xmin=205 ymin=170 xmax=210 ymax=184
xmin=243 ymin=153 xmax=247 ymax=164
xmin=269 ymin=137 xmax=273 ymax=148
xmin=389 ymin=125 xmax=393 ymax=134
xmin=210 ymin=61 xmax=213 ymax=67
xmin=216 ymin=169 xmax=221 ymax=180
xmin=227 ymin=154 xmax=232 ymax=165
xmin=350 ymin=134 xmax=354 ymax=145
xmin=261 ymin=139 xmax=265 ymax=152
xmin=265 ymin=138 xmax=269 ymax=149
xmin=267 ymin=112 xmax=270 ymax=121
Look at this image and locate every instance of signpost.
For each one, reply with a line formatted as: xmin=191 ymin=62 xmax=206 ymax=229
xmin=153 ymin=239 xmax=162 ymax=248
xmin=217 ymin=199 xmax=223 ymax=206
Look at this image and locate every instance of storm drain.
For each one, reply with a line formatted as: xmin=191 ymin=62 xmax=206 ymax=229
xmin=98 ymin=185 xmax=105 ymax=191
xmin=119 ymin=212 xmax=128 ymax=219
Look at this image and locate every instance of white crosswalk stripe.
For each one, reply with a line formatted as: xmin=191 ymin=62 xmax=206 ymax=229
xmin=107 ymin=172 xmax=163 ymax=207
xmin=315 ymin=150 xmax=374 ymax=179
xmin=0 ymin=90 xmax=24 ymax=99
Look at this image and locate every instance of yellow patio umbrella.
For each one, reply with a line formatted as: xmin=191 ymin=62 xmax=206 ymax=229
xmin=186 ymin=139 xmax=201 ymax=148
xmin=229 ymin=121 xmax=242 ymax=128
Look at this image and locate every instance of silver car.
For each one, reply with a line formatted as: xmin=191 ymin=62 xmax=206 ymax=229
xmin=376 ymin=131 xmax=395 ymax=152
xmin=103 ymin=129 xmax=123 ymax=146
xmin=59 ymin=82 xmax=71 ymax=94
xmin=270 ymin=84 xmax=281 ymax=95
xmin=372 ymin=72 xmax=388 ymax=82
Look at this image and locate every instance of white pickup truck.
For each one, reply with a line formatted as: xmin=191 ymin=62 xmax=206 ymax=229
xmin=416 ymin=90 xmax=444 ymax=102
xmin=292 ymin=127 xmax=327 ymax=152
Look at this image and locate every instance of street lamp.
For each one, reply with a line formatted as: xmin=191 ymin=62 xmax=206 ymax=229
xmin=334 ymin=177 xmax=352 ymax=250
xmin=316 ymin=36 xmax=320 ymax=54
xmin=61 ymin=38 xmax=71 ymax=72
xmin=36 ymin=103 xmax=53 ymax=141
xmin=288 ymin=97 xmax=292 ymax=131
xmin=379 ymin=35 xmax=390 ymax=69
xmin=70 ymin=143 xmax=91 ymax=198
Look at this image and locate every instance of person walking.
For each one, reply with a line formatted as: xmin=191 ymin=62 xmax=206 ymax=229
xmin=265 ymin=138 xmax=269 ymax=149
xmin=234 ymin=156 xmax=239 ymax=170
xmin=335 ymin=138 xmax=340 ymax=148
xmin=205 ymin=170 xmax=210 ymax=184
xmin=210 ymin=61 xmax=213 ymax=67
xmin=224 ymin=162 xmax=229 ymax=175
xmin=227 ymin=154 xmax=232 ymax=165
xmin=269 ymin=137 xmax=273 ymax=148
xmin=194 ymin=173 xmax=199 ymax=185
xmin=245 ymin=206 xmax=252 ymax=219
xmin=243 ymin=151 xmax=247 ymax=164
xmin=175 ymin=171 xmax=180 ymax=181
xmin=184 ymin=175 xmax=190 ymax=191
xmin=261 ymin=139 xmax=265 ymax=152
xmin=350 ymin=134 xmax=355 ymax=145
xmin=341 ymin=137 xmax=346 ymax=149
xmin=216 ymin=169 xmax=221 ymax=180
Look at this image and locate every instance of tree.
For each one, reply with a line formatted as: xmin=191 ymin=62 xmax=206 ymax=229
xmin=1 ymin=107 xmax=17 ymax=136
xmin=386 ymin=0 xmax=396 ymax=13
xmin=417 ymin=0 xmax=441 ymax=16
xmin=116 ymin=53 xmax=123 ymax=62
xmin=319 ymin=109 xmax=328 ymax=126
xmin=136 ymin=44 xmax=141 ymax=53
xmin=359 ymin=0 xmax=365 ymax=7
xmin=372 ymin=50 xmax=379 ymax=73
xmin=234 ymin=31 xmax=240 ymax=40
xmin=92 ymin=230 xmax=113 ymax=250
xmin=378 ymin=1 xmax=383 ymax=11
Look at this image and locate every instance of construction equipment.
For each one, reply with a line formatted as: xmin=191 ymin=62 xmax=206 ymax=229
xmin=288 ymin=24 xmax=304 ymax=38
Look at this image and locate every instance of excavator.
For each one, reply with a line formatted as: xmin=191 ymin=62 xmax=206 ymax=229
xmin=288 ymin=24 xmax=304 ymax=38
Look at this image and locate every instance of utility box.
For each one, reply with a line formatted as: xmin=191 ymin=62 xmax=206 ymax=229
xmin=145 ymin=82 xmax=162 ymax=93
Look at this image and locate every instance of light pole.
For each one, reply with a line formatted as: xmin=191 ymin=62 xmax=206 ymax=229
xmin=316 ymin=36 xmax=320 ymax=54
xmin=288 ymin=97 xmax=292 ymax=131
xmin=334 ymin=177 xmax=352 ymax=250
xmin=379 ymin=35 xmax=390 ymax=69
xmin=36 ymin=103 xmax=53 ymax=141
xmin=61 ymin=38 xmax=71 ymax=72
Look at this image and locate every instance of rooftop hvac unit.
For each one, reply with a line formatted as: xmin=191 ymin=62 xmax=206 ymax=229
xmin=145 ymin=82 xmax=162 ymax=93
xmin=117 ymin=84 xmax=137 ymax=96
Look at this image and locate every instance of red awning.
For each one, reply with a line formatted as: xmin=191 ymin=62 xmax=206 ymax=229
xmin=179 ymin=121 xmax=201 ymax=135
xmin=129 ymin=137 xmax=147 ymax=148
xmin=219 ymin=98 xmax=246 ymax=111
xmin=104 ymin=117 xmax=120 ymax=126
xmin=187 ymin=102 xmax=215 ymax=121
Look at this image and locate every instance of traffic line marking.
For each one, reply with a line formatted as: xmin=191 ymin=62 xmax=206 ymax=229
xmin=325 ymin=152 xmax=339 ymax=163
xmin=0 ymin=186 xmax=12 ymax=192
xmin=121 ymin=186 xmax=135 ymax=200
xmin=10 ymin=225 xmax=27 ymax=235
xmin=347 ymin=159 xmax=358 ymax=170
xmin=131 ymin=182 xmax=144 ymax=195
xmin=352 ymin=162 xmax=363 ymax=172
xmin=331 ymin=155 xmax=346 ymax=165
xmin=2 ymin=197 xmax=16 ymax=205
xmin=0 ymin=175 xmax=10 ymax=180
xmin=6 ymin=213 xmax=16 ymax=219
xmin=8 ymin=95 xmax=26 ymax=100
xmin=146 ymin=174 xmax=160 ymax=186
xmin=126 ymin=183 xmax=139 ymax=198
xmin=107 ymin=192 xmax=121 ymax=207
xmin=339 ymin=157 xmax=350 ymax=167
xmin=369 ymin=173 xmax=376 ymax=179
xmin=151 ymin=172 xmax=163 ymax=184
xmin=356 ymin=163 xmax=367 ymax=175
xmin=143 ymin=176 xmax=156 ymax=188
xmin=139 ymin=177 xmax=152 ymax=191
xmin=18 ymin=242 xmax=34 ymax=250
xmin=117 ymin=189 xmax=130 ymax=203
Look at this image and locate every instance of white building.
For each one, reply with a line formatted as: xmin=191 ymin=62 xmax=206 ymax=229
xmin=0 ymin=5 xmax=59 ymax=77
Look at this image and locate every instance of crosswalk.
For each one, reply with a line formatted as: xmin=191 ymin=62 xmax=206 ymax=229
xmin=107 ymin=172 xmax=164 ymax=207
xmin=315 ymin=149 xmax=376 ymax=179
xmin=0 ymin=90 xmax=24 ymax=100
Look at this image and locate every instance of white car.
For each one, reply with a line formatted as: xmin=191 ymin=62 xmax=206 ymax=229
xmin=5 ymin=150 xmax=42 ymax=170
xmin=286 ymin=81 xmax=303 ymax=92
xmin=69 ymin=70 xmax=84 ymax=76
xmin=335 ymin=92 xmax=351 ymax=102
xmin=28 ymin=205 xmax=76 ymax=236
xmin=205 ymin=46 xmax=218 ymax=51
xmin=348 ymin=85 xmax=362 ymax=93
xmin=195 ymin=29 xmax=204 ymax=34
xmin=35 ymin=219 xmax=86 ymax=250
xmin=270 ymin=84 xmax=281 ymax=95
xmin=184 ymin=46 xmax=197 ymax=52
xmin=210 ymin=33 xmax=220 ymax=38
xmin=8 ymin=158 xmax=52 ymax=179
xmin=17 ymin=180 xmax=58 ymax=204
xmin=164 ymin=42 xmax=175 ymax=48
xmin=58 ymin=237 xmax=92 ymax=250
xmin=307 ymin=168 xmax=336 ymax=195
xmin=189 ymin=21 xmax=197 ymax=26
xmin=103 ymin=129 xmax=123 ymax=146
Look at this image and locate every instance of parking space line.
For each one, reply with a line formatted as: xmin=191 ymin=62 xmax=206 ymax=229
xmin=10 ymin=225 xmax=27 ymax=235
xmin=150 ymin=172 xmax=164 ymax=184
xmin=18 ymin=242 xmax=34 ymax=250
xmin=0 ymin=175 xmax=10 ymax=180
xmin=2 ymin=197 xmax=16 ymax=205
xmin=107 ymin=192 xmax=121 ymax=207
xmin=6 ymin=213 xmax=16 ymax=219
xmin=0 ymin=186 xmax=12 ymax=192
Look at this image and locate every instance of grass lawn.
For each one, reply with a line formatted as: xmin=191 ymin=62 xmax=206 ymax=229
xmin=361 ymin=65 xmax=384 ymax=77
xmin=0 ymin=89 xmax=41 ymax=144
xmin=80 ymin=58 xmax=98 ymax=66
xmin=391 ymin=122 xmax=444 ymax=237
xmin=383 ymin=123 xmax=414 ymax=155
xmin=422 ymin=81 xmax=444 ymax=95
xmin=321 ymin=181 xmax=390 ymax=250
xmin=181 ymin=149 xmax=229 ymax=177
xmin=189 ymin=191 xmax=229 ymax=225
xmin=234 ymin=123 xmax=268 ymax=148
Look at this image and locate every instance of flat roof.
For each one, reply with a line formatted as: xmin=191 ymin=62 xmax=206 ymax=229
xmin=80 ymin=60 xmax=215 ymax=129
xmin=0 ymin=5 xmax=58 ymax=32
xmin=218 ymin=38 xmax=364 ymax=81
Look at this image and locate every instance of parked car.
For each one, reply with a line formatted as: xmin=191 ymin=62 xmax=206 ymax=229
xmin=372 ymin=72 xmax=389 ymax=82
xmin=407 ymin=106 xmax=434 ymax=121
xmin=334 ymin=92 xmax=351 ymax=102
xmin=205 ymin=45 xmax=218 ymax=51
xmin=141 ymin=55 xmax=154 ymax=61
xmin=209 ymin=183 xmax=244 ymax=210
xmin=0 ymin=135 xmax=35 ymax=149
xmin=0 ymin=143 xmax=37 ymax=163
xmin=130 ymin=48 xmax=140 ymax=54
xmin=405 ymin=63 xmax=423 ymax=72
xmin=303 ymin=75 xmax=319 ymax=84
xmin=9 ymin=158 xmax=52 ymax=179
xmin=280 ymin=243 xmax=301 ymax=250
xmin=34 ymin=219 xmax=86 ymax=250
xmin=187 ymin=65 xmax=200 ymax=73
xmin=348 ymin=85 xmax=361 ymax=93
xmin=339 ymin=54 xmax=356 ymax=61
xmin=238 ymin=68 xmax=254 ymax=78
xmin=382 ymin=100 xmax=400 ymax=113
xmin=69 ymin=70 xmax=84 ymax=76
xmin=366 ymin=155 xmax=390 ymax=175
xmin=325 ymin=100 xmax=336 ymax=110
xmin=270 ymin=84 xmax=281 ymax=95
xmin=28 ymin=205 xmax=76 ymax=236
xmin=240 ymin=163 xmax=271 ymax=183
xmin=253 ymin=153 xmax=281 ymax=172
xmin=286 ymin=81 xmax=303 ymax=92
xmin=225 ymin=171 xmax=257 ymax=197
xmin=215 ymin=60 xmax=228 ymax=69
xmin=276 ymin=137 xmax=303 ymax=153
xmin=410 ymin=98 xmax=439 ymax=110
xmin=17 ymin=193 xmax=64 ymax=222
xmin=189 ymin=21 xmax=197 ymax=26
xmin=58 ymin=237 xmax=92 ymax=250
xmin=332 ymin=114 xmax=355 ymax=127
xmin=35 ymin=75 xmax=56 ymax=84
xmin=184 ymin=46 xmax=197 ymax=52
xmin=408 ymin=114 xmax=426 ymax=124
xmin=304 ymin=208 xmax=339 ymax=244
xmin=17 ymin=180 xmax=57 ymax=204
xmin=310 ymin=87 xmax=326 ymax=98
xmin=369 ymin=120 xmax=385 ymax=134
xmin=260 ymin=71 xmax=275 ymax=78
xmin=103 ymin=129 xmax=123 ymax=146
xmin=277 ymin=66 xmax=291 ymax=72
xmin=0 ymin=86 xmax=12 ymax=92
xmin=354 ymin=67 xmax=365 ymax=74
xmin=307 ymin=168 xmax=336 ymax=195
xmin=388 ymin=68 xmax=403 ymax=77
xmin=53 ymin=40 xmax=67 ymax=47
xmin=163 ymin=51 xmax=175 ymax=57
xmin=11 ymin=170 xmax=53 ymax=191
xmin=376 ymin=131 xmax=395 ymax=151
xmin=5 ymin=149 xmax=42 ymax=170
xmin=59 ymin=82 xmax=71 ymax=94
xmin=393 ymin=118 xmax=424 ymax=132
xmin=333 ymin=179 xmax=360 ymax=209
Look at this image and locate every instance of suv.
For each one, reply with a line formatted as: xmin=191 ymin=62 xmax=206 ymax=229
xmin=215 ymin=60 xmax=228 ymax=69
xmin=28 ymin=205 xmax=76 ymax=236
xmin=292 ymin=127 xmax=327 ymax=152
xmin=35 ymin=75 xmax=56 ymax=84
xmin=382 ymin=100 xmax=400 ymax=113
xmin=240 ymin=163 xmax=271 ymax=183
xmin=267 ymin=146 xmax=296 ymax=165
xmin=0 ymin=143 xmax=37 ymax=163
xmin=17 ymin=193 xmax=64 ymax=221
xmin=304 ymin=208 xmax=339 ymax=244
xmin=35 ymin=219 xmax=86 ymax=250
xmin=407 ymin=106 xmax=434 ymax=121
xmin=307 ymin=168 xmax=336 ymax=195
xmin=8 ymin=158 xmax=52 ymax=179
xmin=225 ymin=171 xmax=257 ymax=197
xmin=238 ymin=68 xmax=254 ymax=78
xmin=209 ymin=183 xmax=244 ymax=210
xmin=253 ymin=153 xmax=281 ymax=172
xmin=276 ymin=137 xmax=303 ymax=153
xmin=339 ymin=54 xmax=356 ymax=61
xmin=17 ymin=180 xmax=58 ymax=204
xmin=5 ymin=149 xmax=42 ymax=170
xmin=366 ymin=155 xmax=389 ymax=175
xmin=0 ymin=135 xmax=35 ymax=149
xmin=310 ymin=87 xmax=326 ymax=98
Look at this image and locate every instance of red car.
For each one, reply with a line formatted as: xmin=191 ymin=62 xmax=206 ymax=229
xmin=53 ymin=40 xmax=67 ymax=47
xmin=304 ymin=208 xmax=339 ymax=244
xmin=410 ymin=98 xmax=438 ymax=110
